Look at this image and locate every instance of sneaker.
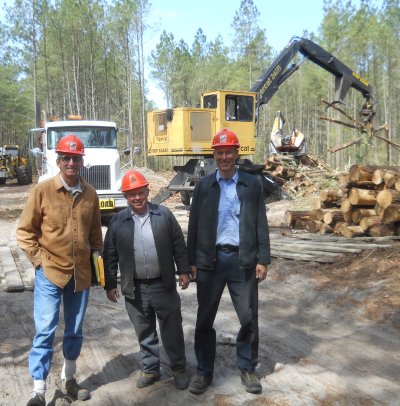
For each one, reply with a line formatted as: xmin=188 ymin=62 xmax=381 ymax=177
xmin=136 ymin=372 xmax=161 ymax=388
xmin=189 ymin=375 xmax=212 ymax=394
xmin=62 ymin=378 xmax=90 ymax=401
xmin=27 ymin=393 xmax=45 ymax=406
xmin=241 ymin=371 xmax=262 ymax=394
xmin=172 ymin=370 xmax=189 ymax=390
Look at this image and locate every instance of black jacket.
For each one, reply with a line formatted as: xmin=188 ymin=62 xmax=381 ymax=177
xmin=104 ymin=203 xmax=190 ymax=299
xmin=187 ymin=170 xmax=271 ymax=271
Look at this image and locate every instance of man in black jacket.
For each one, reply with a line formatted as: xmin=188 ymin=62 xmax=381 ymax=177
xmin=104 ymin=170 xmax=191 ymax=390
xmin=187 ymin=129 xmax=270 ymax=395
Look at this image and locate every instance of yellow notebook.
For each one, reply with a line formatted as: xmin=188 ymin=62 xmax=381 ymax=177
xmin=98 ymin=256 xmax=105 ymax=286
xmin=91 ymin=251 xmax=105 ymax=287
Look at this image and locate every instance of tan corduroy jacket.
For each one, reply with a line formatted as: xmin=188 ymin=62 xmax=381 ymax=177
xmin=16 ymin=174 xmax=103 ymax=292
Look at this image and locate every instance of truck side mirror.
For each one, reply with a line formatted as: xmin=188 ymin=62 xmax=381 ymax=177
xmin=31 ymin=147 xmax=44 ymax=158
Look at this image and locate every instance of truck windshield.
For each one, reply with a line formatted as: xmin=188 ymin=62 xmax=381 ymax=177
xmin=47 ymin=127 xmax=117 ymax=149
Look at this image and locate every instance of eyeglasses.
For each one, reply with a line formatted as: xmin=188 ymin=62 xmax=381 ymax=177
xmin=60 ymin=155 xmax=83 ymax=163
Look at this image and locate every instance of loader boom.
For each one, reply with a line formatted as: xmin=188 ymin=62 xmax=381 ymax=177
xmin=251 ymin=36 xmax=372 ymax=110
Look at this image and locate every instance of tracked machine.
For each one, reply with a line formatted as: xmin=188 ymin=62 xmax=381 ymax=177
xmin=148 ymin=36 xmax=375 ymax=205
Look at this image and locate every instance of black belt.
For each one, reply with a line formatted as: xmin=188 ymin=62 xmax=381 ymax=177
xmin=134 ymin=277 xmax=162 ymax=284
xmin=216 ymin=244 xmax=239 ymax=252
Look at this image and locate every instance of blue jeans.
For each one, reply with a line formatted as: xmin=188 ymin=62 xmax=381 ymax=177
xmin=29 ymin=267 xmax=90 ymax=380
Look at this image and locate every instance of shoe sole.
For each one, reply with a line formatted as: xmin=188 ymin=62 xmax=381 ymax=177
xmin=189 ymin=383 xmax=211 ymax=394
xmin=136 ymin=378 xmax=160 ymax=388
xmin=174 ymin=382 xmax=189 ymax=390
xmin=241 ymin=377 xmax=262 ymax=394
xmin=189 ymin=387 xmax=209 ymax=394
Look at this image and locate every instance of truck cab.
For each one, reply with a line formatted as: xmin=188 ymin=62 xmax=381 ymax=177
xmin=29 ymin=116 xmax=128 ymax=225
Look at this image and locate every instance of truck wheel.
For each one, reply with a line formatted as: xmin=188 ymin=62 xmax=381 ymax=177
xmin=0 ymin=178 xmax=6 ymax=185
xmin=16 ymin=166 xmax=33 ymax=185
xmin=180 ymin=191 xmax=191 ymax=206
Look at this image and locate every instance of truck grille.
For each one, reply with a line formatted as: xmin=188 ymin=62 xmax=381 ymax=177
xmin=80 ymin=165 xmax=111 ymax=190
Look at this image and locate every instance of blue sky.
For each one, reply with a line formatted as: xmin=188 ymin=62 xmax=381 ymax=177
xmin=144 ymin=0 xmax=326 ymax=107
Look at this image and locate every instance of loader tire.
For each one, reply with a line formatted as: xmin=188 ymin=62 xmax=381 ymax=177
xmin=16 ymin=166 xmax=32 ymax=185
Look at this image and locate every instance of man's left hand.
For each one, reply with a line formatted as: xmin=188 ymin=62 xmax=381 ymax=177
xmin=179 ymin=273 xmax=191 ymax=290
xmin=256 ymin=264 xmax=268 ymax=283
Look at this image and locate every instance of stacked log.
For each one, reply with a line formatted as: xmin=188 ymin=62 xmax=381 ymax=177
xmin=284 ymin=164 xmax=400 ymax=238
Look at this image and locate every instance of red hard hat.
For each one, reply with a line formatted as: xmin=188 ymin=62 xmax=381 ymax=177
xmin=121 ymin=170 xmax=149 ymax=192
xmin=56 ymin=134 xmax=85 ymax=155
xmin=212 ymin=128 xmax=240 ymax=148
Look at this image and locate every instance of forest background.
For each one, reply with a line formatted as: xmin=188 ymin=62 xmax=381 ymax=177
xmin=0 ymin=0 xmax=399 ymax=171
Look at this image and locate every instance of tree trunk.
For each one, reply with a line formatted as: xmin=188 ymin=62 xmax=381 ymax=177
xmin=339 ymin=225 xmax=365 ymax=238
xmin=376 ymin=189 xmax=400 ymax=209
xmin=349 ymin=164 xmax=398 ymax=182
xmin=323 ymin=210 xmax=344 ymax=225
xmin=319 ymin=189 xmax=344 ymax=203
xmin=319 ymin=223 xmax=334 ymax=234
xmin=351 ymin=208 xmax=377 ymax=225
xmin=369 ymin=224 xmax=395 ymax=237
xmin=348 ymin=188 xmax=378 ymax=205
xmin=340 ymin=198 xmax=352 ymax=213
xmin=395 ymin=178 xmax=400 ymax=192
xmin=381 ymin=204 xmax=400 ymax=223
xmin=284 ymin=210 xmax=315 ymax=227
xmin=359 ymin=216 xmax=383 ymax=231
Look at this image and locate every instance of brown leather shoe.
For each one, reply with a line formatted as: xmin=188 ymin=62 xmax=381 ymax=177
xmin=62 ymin=378 xmax=90 ymax=401
xmin=136 ymin=372 xmax=161 ymax=388
xmin=27 ymin=393 xmax=45 ymax=406
xmin=189 ymin=375 xmax=212 ymax=394
xmin=241 ymin=371 xmax=262 ymax=394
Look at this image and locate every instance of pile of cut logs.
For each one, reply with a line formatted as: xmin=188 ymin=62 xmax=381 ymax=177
xmin=284 ymin=164 xmax=400 ymax=238
xmin=265 ymin=153 xmax=337 ymax=197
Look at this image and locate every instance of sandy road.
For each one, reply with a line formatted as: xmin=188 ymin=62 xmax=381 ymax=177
xmin=1 ymin=175 xmax=400 ymax=405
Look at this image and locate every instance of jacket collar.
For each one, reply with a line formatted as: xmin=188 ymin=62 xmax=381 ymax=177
xmin=122 ymin=202 xmax=160 ymax=222
xmin=213 ymin=169 xmax=249 ymax=186
xmin=55 ymin=173 xmax=87 ymax=192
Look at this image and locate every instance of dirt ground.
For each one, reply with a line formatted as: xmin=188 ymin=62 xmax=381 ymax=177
xmin=0 ymin=172 xmax=399 ymax=405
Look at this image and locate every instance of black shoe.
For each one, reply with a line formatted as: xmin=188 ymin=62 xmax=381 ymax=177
xmin=172 ymin=370 xmax=190 ymax=390
xmin=136 ymin=372 xmax=161 ymax=388
xmin=62 ymin=378 xmax=90 ymax=401
xmin=189 ymin=375 xmax=212 ymax=394
xmin=27 ymin=393 xmax=45 ymax=406
xmin=241 ymin=371 xmax=262 ymax=394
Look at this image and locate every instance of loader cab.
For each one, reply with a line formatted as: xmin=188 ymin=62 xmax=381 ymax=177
xmin=201 ymin=90 xmax=257 ymax=154
xmin=147 ymin=90 xmax=257 ymax=157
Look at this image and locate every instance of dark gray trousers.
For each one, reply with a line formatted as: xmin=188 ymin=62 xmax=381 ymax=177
xmin=194 ymin=251 xmax=259 ymax=377
xmin=125 ymin=279 xmax=186 ymax=374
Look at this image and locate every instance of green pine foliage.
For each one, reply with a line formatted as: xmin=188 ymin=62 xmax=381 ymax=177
xmin=1 ymin=0 xmax=399 ymax=169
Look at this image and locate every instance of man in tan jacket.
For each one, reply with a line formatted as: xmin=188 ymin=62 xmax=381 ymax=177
xmin=17 ymin=134 xmax=103 ymax=406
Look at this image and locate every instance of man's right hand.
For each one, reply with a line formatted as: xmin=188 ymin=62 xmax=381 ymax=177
xmin=191 ymin=265 xmax=198 ymax=280
xmin=106 ymin=288 xmax=120 ymax=303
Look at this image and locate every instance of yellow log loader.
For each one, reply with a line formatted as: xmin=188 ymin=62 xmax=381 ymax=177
xmin=0 ymin=144 xmax=32 ymax=185
xmin=147 ymin=36 xmax=375 ymax=205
